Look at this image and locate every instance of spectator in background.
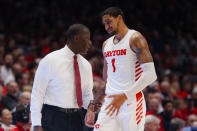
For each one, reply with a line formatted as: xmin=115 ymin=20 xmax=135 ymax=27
xmin=145 ymin=115 xmax=160 ymax=131
xmin=12 ymin=48 xmax=24 ymax=61
xmin=183 ymin=98 xmax=197 ymax=117
xmin=187 ymin=114 xmax=197 ymax=126
xmin=12 ymin=92 xmax=31 ymax=125
xmin=173 ymin=99 xmax=187 ymax=121
xmin=148 ymin=81 xmax=161 ymax=91
xmin=14 ymin=104 xmax=31 ymax=131
xmin=21 ymin=72 xmax=30 ymax=87
xmin=0 ymin=54 xmax=15 ymax=85
xmin=169 ymin=118 xmax=185 ymax=131
xmin=160 ymin=81 xmax=172 ymax=98
xmin=12 ymin=63 xmax=23 ymax=78
xmin=1 ymin=81 xmax=20 ymax=111
xmin=147 ymin=98 xmax=160 ymax=115
xmin=170 ymin=74 xmax=181 ymax=98
xmin=178 ymin=81 xmax=192 ymax=99
xmin=146 ymin=98 xmax=164 ymax=131
xmin=159 ymin=99 xmax=174 ymax=131
xmin=0 ymin=108 xmax=16 ymax=130
xmin=16 ymin=55 xmax=28 ymax=72
xmin=191 ymin=121 xmax=197 ymax=127
xmin=15 ymin=72 xmax=31 ymax=92
xmin=146 ymin=89 xmax=163 ymax=113
xmin=18 ymin=92 xmax=31 ymax=105
xmin=182 ymin=114 xmax=197 ymax=131
xmin=6 ymin=39 xmax=17 ymax=53
xmin=0 ymin=45 xmax=5 ymax=65
xmin=191 ymin=87 xmax=197 ymax=107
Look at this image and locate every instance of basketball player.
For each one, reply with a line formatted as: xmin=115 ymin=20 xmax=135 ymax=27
xmin=94 ymin=7 xmax=157 ymax=131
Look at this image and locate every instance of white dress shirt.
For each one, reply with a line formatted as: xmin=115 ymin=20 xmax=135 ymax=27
xmin=30 ymin=45 xmax=93 ymax=126
xmin=1 ymin=65 xmax=15 ymax=85
xmin=0 ymin=122 xmax=16 ymax=130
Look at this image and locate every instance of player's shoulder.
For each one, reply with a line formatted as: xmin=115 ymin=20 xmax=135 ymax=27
xmin=129 ymin=29 xmax=144 ymax=40
xmin=102 ymin=35 xmax=114 ymax=51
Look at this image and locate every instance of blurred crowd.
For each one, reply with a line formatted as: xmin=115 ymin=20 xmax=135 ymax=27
xmin=0 ymin=0 xmax=197 ymax=131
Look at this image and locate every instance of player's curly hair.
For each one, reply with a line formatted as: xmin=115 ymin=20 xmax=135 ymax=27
xmin=102 ymin=7 xmax=125 ymax=21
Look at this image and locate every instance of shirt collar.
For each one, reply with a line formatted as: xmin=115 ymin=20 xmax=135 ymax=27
xmin=63 ymin=45 xmax=76 ymax=58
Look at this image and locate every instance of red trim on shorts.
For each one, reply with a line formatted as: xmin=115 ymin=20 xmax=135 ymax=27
xmin=136 ymin=107 xmax=143 ymax=116
xmin=136 ymin=103 xmax=142 ymax=111
xmin=135 ymin=71 xmax=143 ymax=78
xmin=135 ymin=67 xmax=142 ymax=73
xmin=137 ymin=99 xmax=143 ymax=106
xmin=135 ymin=60 xmax=144 ymax=125
xmin=136 ymin=92 xmax=142 ymax=102
xmin=136 ymin=111 xmax=143 ymax=121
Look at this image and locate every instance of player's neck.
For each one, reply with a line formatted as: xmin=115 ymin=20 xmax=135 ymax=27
xmin=116 ymin=24 xmax=128 ymax=40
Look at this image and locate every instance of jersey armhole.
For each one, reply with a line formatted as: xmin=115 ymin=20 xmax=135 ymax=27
xmin=128 ymin=30 xmax=137 ymax=55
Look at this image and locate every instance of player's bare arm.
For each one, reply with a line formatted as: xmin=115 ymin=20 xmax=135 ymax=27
xmin=130 ymin=31 xmax=153 ymax=64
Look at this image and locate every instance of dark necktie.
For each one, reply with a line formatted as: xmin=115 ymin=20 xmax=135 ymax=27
xmin=73 ymin=55 xmax=83 ymax=108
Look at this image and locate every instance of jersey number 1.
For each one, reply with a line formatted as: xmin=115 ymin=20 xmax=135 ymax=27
xmin=111 ymin=58 xmax=116 ymax=72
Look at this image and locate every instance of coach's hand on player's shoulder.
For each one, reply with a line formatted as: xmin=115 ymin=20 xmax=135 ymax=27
xmin=105 ymin=93 xmax=128 ymax=116
xmin=85 ymin=108 xmax=95 ymax=127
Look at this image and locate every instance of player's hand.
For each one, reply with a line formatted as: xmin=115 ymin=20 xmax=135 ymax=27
xmin=85 ymin=109 xmax=95 ymax=127
xmin=105 ymin=93 xmax=128 ymax=116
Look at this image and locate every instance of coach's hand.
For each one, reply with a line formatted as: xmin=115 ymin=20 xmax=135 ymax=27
xmin=33 ymin=126 xmax=44 ymax=131
xmin=105 ymin=93 xmax=128 ymax=116
xmin=85 ymin=109 xmax=95 ymax=127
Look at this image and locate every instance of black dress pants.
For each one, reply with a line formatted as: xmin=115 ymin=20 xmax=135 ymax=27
xmin=41 ymin=104 xmax=88 ymax=131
